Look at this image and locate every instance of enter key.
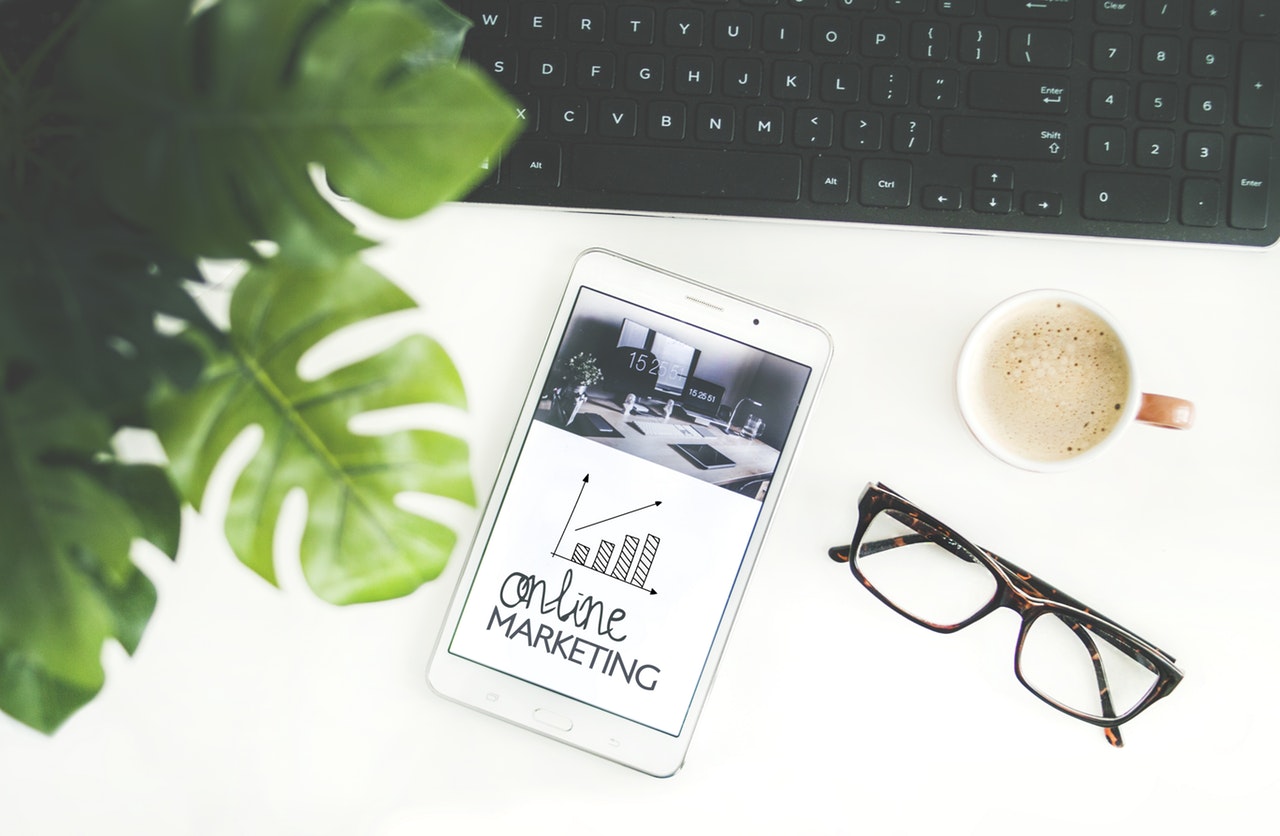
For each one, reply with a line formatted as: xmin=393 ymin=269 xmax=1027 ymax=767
xmin=1231 ymin=135 xmax=1273 ymax=230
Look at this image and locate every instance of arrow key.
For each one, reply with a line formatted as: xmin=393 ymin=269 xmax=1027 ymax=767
xmin=1023 ymin=191 xmax=1064 ymax=217
xmin=974 ymin=165 xmax=1014 ymax=190
xmin=923 ymin=185 xmax=964 ymax=211
xmin=974 ymin=188 xmax=1013 ymax=214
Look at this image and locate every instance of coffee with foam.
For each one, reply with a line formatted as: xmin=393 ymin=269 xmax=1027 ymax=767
xmin=972 ymin=298 xmax=1130 ymax=462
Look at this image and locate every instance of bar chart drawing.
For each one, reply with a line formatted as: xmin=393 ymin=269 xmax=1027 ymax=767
xmin=552 ymin=474 xmax=662 ymax=594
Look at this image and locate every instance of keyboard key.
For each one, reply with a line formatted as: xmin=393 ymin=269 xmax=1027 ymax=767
xmin=910 ymin=22 xmax=951 ymax=61
xmin=938 ymin=0 xmax=977 ymax=15
xmin=520 ymin=5 xmax=558 ymax=39
xmin=1010 ymin=28 xmax=1074 ymax=69
xmin=617 ymin=7 xmax=657 ymax=45
xmin=860 ymin=159 xmax=913 ymax=207
xmin=973 ymin=188 xmax=1013 ymax=213
xmin=1184 ymin=131 xmax=1224 ymax=170
xmin=1092 ymin=32 xmax=1133 ymax=72
xmin=869 ymin=66 xmax=910 ymax=106
xmin=1181 ymin=179 xmax=1221 ymax=227
xmin=968 ymin=71 xmax=1069 ymax=114
xmin=1182 ymin=128 xmax=1223 ymax=168
xmin=1134 ymin=127 xmax=1175 ymax=168
xmin=862 ymin=20 xmax=902 ymax=58
xmin=813 ymin=16 xmax=853 ymax=55
xmin=649 ymin=102 xmax=688 ymax=140
xmin=1086 ymin=125 xmax=1127 ymax=164
xmin=941 ymin=116 xmax=1067 ymax=160
xmin=974 ymin=165 xmax=1014 ymax=189
xmin=746 ymin=104 xmax=785 ymax=144
xmin=1191 ymin=1 xmax=1231 ymax=32
xmin=796 ymin=108 xmax=835 ymax=146
xmin=1024 ymin=191 xmax=1064 ymax=216
xmin=1230 ymin=134 xmax=1272 ymax=229
xmin=1189 ymin=38 xmax=1229 ymax=79
xmin=1089 ymin=79 xmax=1129 ymax=118
xmin=599 ymin=99 xmax=638 ymax=137
xmin=568 ymin=6 xmax=605 ymax=42
xmin=625 ymin=54 xmax=665 ymax=91
xmin=891 ymin=114 xmax=932 ymax=152
xmin=773 ymin=61 xmax=814 ymax=99
xmin=714 ymin=12 xmax=754 ymax=49
xmin=530 ymin=49 xmax=568 ymax=87
xmin=1187 ymin=85 xmax=1227 ymax=126
xmin=1238 ymin=42 xmax=1279 ymax=128
xmin=548 ymin=96 xmax=589 ymax=134
xmin=665 ymin=9 xmax=706 ymax=47
xmin=959 ymin=24 xmax=999 ymax=64
xmin=674 ymin=56 xmax=714 ymax=94
xmin=988 ymin=0 xmax=1075 ymax=22
xmin=1137 ymin=82 xmax=1178 ymax=121
xmin=696 ymin=103 xmax=737 ymax=141
xmin=1141 ymin=35 xmax=1181 ymax=75
xmin=569 ymin=145 xmax=802 ymax=201
xmin=1243 ymin=0 xmax=1279 ymax=34
xmin=923 ymin=185 xmax=964 ymax=209
xmin=763 ymin=13 xmax=804 ymax=52
xmin=725 ymin=58 xmax=764 ymax=97
xmin=1095 ymin=0 xmax=1135 ymax=25
xmin=1082 ymin=172 xmax=1172 ymax=223
xmin=509 ymin=142 xmax=563 ymax=188
xmin=1144 ymin=0 xmax=1185 ymax=28
xmin=920 ymin=69 xmax=960 ymax=107
xmin=843 ymin=112 xmax=884 ymax=150
xmin=812 ymin=155 xmax=852 ymax=204
xmin=577 ymin=53 xmax=617 ymax=90
xmin=472 ymin=3 xmax=509 ymax=36
xmin=822 ymin=65 xmax=861 ymax=102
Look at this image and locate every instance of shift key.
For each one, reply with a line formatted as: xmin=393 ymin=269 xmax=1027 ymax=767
xmin=942 ymin=117 xmax=1067 ymax=160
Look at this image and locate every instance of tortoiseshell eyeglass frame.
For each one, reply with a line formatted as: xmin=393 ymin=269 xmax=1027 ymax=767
xmin=827 ymin=482 xmax=1183 ymax=748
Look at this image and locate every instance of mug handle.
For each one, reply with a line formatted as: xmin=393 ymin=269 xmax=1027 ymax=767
xmin=1137 ymin=393 xmax=1195 ymax=429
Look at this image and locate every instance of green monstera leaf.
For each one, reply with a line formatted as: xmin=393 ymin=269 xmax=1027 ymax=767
xmin=65 ymin=0 xmax=520 ymax=262
xmin=151 ymin=257 xmax=475 ymax=605
xmin=0 ymin=364 xmax=180 ymax=733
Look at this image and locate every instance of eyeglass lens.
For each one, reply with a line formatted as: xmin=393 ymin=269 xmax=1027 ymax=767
xmin=858 ymin=509 xmax=998 ymax=629
xmin=1018 ymin=613 xmax=1161 ymax=721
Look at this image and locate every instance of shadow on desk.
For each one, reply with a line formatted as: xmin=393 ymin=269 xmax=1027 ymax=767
xmin=536 ymin=396 xmax=778 ymax=500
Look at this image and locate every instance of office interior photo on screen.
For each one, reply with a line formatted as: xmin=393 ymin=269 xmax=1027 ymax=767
xmin=535 ymin=287 xmax=811 ymax=501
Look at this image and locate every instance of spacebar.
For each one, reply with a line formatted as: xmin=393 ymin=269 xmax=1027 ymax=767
xmin=569 ymin=145 xmax=802 ymax=202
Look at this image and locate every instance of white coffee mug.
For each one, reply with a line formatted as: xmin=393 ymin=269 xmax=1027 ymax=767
xmin=956 ymin=289 xmax=1194 ymax=472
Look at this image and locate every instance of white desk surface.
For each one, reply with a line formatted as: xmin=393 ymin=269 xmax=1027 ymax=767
xmin=3 ymin=205 xmax=1278 ymax=834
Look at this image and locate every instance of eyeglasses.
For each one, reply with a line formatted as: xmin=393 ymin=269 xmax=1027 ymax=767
xmin=827 ymin=483 xmax=1183 ymax=747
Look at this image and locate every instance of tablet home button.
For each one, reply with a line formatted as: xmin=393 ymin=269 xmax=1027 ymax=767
xmin=532 ymin=708 xmax=574 ymax=732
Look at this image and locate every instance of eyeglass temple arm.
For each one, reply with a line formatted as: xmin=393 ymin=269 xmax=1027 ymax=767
xmin=828 ymin=534 xmax=932 ymax=563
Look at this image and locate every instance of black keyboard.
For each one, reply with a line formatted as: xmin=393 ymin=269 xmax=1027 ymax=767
xmin=448 ymin=0 xmax=1280 ymax=247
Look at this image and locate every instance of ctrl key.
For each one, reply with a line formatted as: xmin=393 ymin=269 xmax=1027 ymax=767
xmin=1081 ymin=172 xmax=1171 ymax=224
xmin=860 ymin=159 xmax=912 ymax=208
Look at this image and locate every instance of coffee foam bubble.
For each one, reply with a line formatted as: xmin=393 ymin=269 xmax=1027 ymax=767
xmin=974 ymin=299 xmax=1130 ymax=462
